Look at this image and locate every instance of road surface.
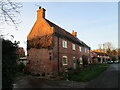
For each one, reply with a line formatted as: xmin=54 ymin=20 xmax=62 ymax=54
xmin=85 ymin=63 xmax=119 ymax=88
xmin=13 ymin=63 xmax=119 ymax=88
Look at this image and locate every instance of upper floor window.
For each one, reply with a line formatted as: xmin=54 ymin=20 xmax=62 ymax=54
xmin=85 ymin=48 xmax=87 ymax=53
xmin=88 ymin=49 xmax=89 ymax=54
xmin=72 ymin=43 xmax=75 ymax=50
xmin=62 ymin=40 xmax=67 ymax=48
xmin=79 ymin=46 xmax=82 ymax=51
xmin=62 ymin=56 xmax=68 ymax=65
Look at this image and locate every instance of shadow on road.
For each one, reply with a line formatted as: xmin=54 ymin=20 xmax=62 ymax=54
xmin=13 ymin=64 xmax=120 ymax=89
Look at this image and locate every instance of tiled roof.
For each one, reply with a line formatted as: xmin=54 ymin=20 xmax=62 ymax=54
xmin=46 ymin=19 xmax=90 ymax=49
xmin=92 ymin=51 xmax=109 ymax=56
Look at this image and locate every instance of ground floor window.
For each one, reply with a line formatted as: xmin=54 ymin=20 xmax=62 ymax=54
xmin=73 ymin=56 xmax=76 ymax=63
xmin=62 ymin=56 xmax=67 ymax=65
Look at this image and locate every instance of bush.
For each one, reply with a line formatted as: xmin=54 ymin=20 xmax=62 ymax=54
xmin=2 ymin=39 xmax=18 ymax=89
xmin=17 ymin=63 xmax=25 ymax=72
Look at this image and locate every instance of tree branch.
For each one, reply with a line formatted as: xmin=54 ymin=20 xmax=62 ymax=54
xmin=0 ymin=0 xmax=22 ymax=29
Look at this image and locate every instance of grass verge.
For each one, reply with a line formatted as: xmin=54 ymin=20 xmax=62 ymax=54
xmin=67 ymin=63 xmax=109 ymax=82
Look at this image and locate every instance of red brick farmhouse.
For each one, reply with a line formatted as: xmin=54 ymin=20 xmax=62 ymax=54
xmin=26 ymin=7 xmax=91 ymax=76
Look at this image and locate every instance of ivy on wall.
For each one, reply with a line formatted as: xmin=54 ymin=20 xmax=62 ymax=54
xmin=27 ymin=35 xmax=53 ymax=50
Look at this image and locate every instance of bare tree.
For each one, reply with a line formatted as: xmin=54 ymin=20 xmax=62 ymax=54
xmin=0 ymin=0 xmax=22 ymax=29
xmin=103 ymin=42 xmax=114 ymax=50
xmin=98 ymin=44 xmax=102 ymax=49
xmin=97 ymin=42 xmax=114 ymax=53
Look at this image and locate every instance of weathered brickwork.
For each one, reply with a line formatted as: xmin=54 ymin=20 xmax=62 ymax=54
xmin=27 ymin=48 xmax=53 ymax=75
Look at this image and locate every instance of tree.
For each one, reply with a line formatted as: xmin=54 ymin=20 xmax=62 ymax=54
xmin=97 ymin=42 xmax=114 ymax=53
xmin=0 ymin=1 xmax=22 ymax=89
xmin=2 ymin=39 xmax=19 ymax=89
xmin=118 ymin=49 xmax=120 ymax=60
xmin=0 ymin=0 xmax=22 ymax=29
xmin=97 ymin=42 xmax=118 ymax=61
xmin=104 ymin=42 xmax=114 ymax=50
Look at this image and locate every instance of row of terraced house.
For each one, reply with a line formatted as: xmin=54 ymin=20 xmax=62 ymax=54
xmin=24 ymin=7 xmax=111 ymax=76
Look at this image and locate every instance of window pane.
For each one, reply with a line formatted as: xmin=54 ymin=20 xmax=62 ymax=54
xmin=88 ymin=50 xmax=89 ymax=53
xmin=72 ymin=44 xmax=75 ymax=50
xmin=85 ymin=48 xmax=86 ymax=53
xmin=62 ymin=56 xmax=67 ymax=65
xmin=63 ymin=58 xmax=67 ymax=64
xmin=65 ymin=41 xmax=67 ymax=48
xmin=79 ymin=46 xmax=81 ymax=51
xmin=73 ymin=56 xmax=76 ymax=63
xmin=62 ymin=40 xmax=64 ymax=47
xmin=62 ymin=40 xmax=67 ymax=48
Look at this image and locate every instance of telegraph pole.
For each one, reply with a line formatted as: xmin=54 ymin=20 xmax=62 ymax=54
xmin=101 ymin=44 xmax=104 ymax=63
xmin=103 ymin=44 xmax=106 ymax=63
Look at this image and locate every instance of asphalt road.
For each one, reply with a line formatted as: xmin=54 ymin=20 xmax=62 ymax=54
xmin=13 ymin=63 xmax=120 ymax=88
xmin=13 ymin=76 xmax=88 ymax=88
xmin=85 ymin=63 xmax=119 ymax=88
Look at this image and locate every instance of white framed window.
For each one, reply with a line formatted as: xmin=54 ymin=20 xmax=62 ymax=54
xmin=88 ymin=49 xmax=89 ymax=53
xmin=79 ymin=46 xmax=82 ymax=51
xmin=72 ymin=43 xmax=75 ymax=50
xmin=62 ymin=56 xmax=68 ymax=65
xmin=80 ymin=57 xmax=83 ymax=64
xmin=62 ymin=40 xmax=67 ymax=48
xmin=85 ymin=48 xmax=87 ymax=53
xmin=73 ymin=56 xmax=76 ymax=63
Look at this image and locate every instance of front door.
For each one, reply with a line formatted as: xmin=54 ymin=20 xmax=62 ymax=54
xmin=73 ymin=56 xmax=76 ymax=70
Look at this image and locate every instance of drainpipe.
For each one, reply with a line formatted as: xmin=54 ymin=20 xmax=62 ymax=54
xmin=57 ymin=36 xmax=60 ymax=74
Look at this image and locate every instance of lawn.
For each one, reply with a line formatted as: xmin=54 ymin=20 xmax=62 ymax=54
xmin=67 ymin=63 xmax=109 ymax=82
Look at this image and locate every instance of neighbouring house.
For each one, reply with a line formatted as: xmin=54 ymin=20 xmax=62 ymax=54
xmin=90 ymin=51 xmax=111 ymax=63
xmin=26 ymin=7 xmax=90 ymax=76
xmin=18 ymin=56 xmax=27 ymax=66
xmin=16 ymin=47 xmax=27 ymax=65
xmin=16 ymin=47 xmax=25 ymax=57
xmin=112 ymin=48 xmax=119 ymax=61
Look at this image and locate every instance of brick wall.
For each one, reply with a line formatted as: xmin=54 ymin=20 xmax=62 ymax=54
xmin=53 ymin=35 xmax=90 ymax=72
xmin=26 ymin=35 xmax=90 ymax=76
xmin=26 ymin=48 xmax=53 ymax=76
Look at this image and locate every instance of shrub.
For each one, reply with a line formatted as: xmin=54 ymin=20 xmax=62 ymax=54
xmin=17 ymin=63 xmax=25 ymax=72
xmin=2 ymin=39 xmax=19 ymax=89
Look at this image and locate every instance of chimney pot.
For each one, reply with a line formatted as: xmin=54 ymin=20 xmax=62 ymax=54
xmin=72 ymin=30 xmax=77 ymax=37
xmin=39 ymin=6 xmax=41 ymax=9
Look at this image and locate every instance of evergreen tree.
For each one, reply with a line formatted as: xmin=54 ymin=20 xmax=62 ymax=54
xmin=2 ymin=39 xmax=18 ymax=89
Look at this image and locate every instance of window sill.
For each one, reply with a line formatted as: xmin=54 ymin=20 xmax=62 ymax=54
xmin=63 ymin=47 xmax=67 ymax=49
xmin=63 ymin=64 xmax=68 ymax=65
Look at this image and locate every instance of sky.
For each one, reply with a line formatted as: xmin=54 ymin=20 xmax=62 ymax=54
xmin=1 ymin=2 xmax=118 ymax=54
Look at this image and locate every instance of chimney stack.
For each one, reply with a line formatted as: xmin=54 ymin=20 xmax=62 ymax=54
xmin=37 ymin=7 xmax=46 ymax=20
xmin=39 ymin=6 xmax=41 ymax=9
xmin=72 ymin=30 xmax=77 ymax=37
